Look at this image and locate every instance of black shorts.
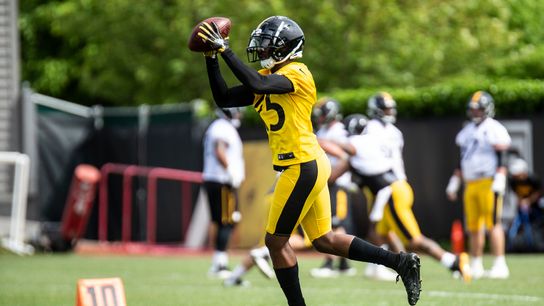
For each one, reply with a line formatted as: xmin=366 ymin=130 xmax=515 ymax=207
xmin=204 ymin=181 xmax=238 ymax=225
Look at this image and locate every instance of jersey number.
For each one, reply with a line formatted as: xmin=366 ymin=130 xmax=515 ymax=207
xmin=257 ymin=94 xmax=285 ymax=131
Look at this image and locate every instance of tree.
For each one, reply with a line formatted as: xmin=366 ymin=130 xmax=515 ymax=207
xmin=19 ymin=0 xmax=544 ymax=107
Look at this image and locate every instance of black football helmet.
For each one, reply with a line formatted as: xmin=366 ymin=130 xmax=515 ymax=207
xmin=343 ymin=114 xmax=368 ymax=136
xmin=367 ymin=92 xmax=397 ymax=124
xmin=313 ymin=97 xmax=342 ymax=126
xmin=246 ymin=16 xmax=305 ymax=69
xmin=467 ymin=90 xmax=495 ymax=123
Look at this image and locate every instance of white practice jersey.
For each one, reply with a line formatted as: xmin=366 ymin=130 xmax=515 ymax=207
xmin=456 ymin=117 xmax=511 ymax=181
xmin=363 ymin=119 xmax=407 ymax=180
xmin=349 ymin=133 xmax=394 ymax=176
xmin=202 ymin=118 xmax=245 ymax=185
xmin=316 ymin=121 xmax=352 ymax=187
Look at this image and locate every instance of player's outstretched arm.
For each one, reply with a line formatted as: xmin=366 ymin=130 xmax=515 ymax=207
xmin=205 ymin=56 xmax=254 ymax=108
xmin=220 ymin=49 xmax=293 ymax=94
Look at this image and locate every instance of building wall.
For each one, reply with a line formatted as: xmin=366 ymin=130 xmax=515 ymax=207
xmin=0 ymin=0 xmax=20 ymax=206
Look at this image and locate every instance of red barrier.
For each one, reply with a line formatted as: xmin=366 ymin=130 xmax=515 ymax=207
xmin=98 ymin=163 xmax=203 ymax=244
xmin=146 ymin=167 xmax=203 ymax=244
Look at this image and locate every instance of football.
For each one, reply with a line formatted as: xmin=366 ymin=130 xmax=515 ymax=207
xmin=188 ymin=17 xmax=231 ymax=52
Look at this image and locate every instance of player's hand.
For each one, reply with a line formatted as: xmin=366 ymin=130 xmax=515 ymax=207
xmin=492 ymin=172 xmax=506 ymax=194
xmin=446 ymin=192 xmax=458 ymax=202
xmin=227 ymin=163 xmax=244 ymax=188
xmin=446 ymin=174 xmax=461 ymax=201
xmin=198 ymin=21 xmax=229 ymax=53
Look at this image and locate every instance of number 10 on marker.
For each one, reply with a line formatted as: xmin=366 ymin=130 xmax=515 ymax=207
xmin=76 ymin=278 xmax=126 ymax=306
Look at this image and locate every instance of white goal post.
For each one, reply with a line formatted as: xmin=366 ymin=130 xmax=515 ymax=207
xmin=0 ymin=152 xmax=34 ymax=255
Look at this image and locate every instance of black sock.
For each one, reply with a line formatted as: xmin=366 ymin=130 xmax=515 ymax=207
xmin=347 ymin=237 xmax=400 ymax=270
xmin=322 ymin=257 xmax=333 ymax=268
xmin=274 ymin=263 xmax=306 ymax=306
xmin=216 ymin=225 xmax=232 ymax=251
xmin=338 ymin=257 xmax=350 ymax=270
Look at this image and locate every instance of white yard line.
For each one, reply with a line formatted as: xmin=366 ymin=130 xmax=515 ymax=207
xmin=302 ymin=287 xmax=542 ymax=304
xmin=427 ymin=290 xmax=542 ymax=303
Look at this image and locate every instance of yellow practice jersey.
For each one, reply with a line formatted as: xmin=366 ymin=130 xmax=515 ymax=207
xmin=254 ymin=62 xmax=322 ymax=167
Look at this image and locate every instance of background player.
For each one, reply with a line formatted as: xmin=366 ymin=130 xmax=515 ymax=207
xmin=360 ymin=93 xmax=411 ymax=280
xmin=197 ymin=15 xmax=422 ymax=306
xmin=325 ymin=113 xmax=472 ymax=283
xmin=202 ymin=107 xmax=245 ymax=279
xmin=446 ymin=91 xmax=511 ymax=279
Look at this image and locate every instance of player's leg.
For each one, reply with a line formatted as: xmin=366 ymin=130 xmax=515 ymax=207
xmin=265 ymin=160 xmax=323 ymax=306
xmin=464 ymin=180 xmax=486 ymax=278
xmin=224 ymin=244 xmax=275 ymax=287
xmin=224 ymin=252 xmax=254 ymax=287
xmin=361 ymin=189 xmax=400 ymax=281
xmin=334 ymin=187 xmax=357 ymax=275
xmin=304 ymin=158 xmax=421 ymax=305
xmin=311 ymin=183 xmax=342 ymax=278
xmin=385 ymin=180 xmax=471 ymax=282
xmin=309 ymin=224 xmax=422 ymax=305
xmin=482 ymin=186 xmax=509 ymax=279
xmin=205 ymin=182 xmax=235 ymax=278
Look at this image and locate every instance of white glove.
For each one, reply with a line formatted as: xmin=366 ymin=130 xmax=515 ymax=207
xmin=369 ymin=186 xmax=392 ymax=222
xmin=227 ymin=163 xmax=244 ymax=188
xmin=491 ymin=172 xmax=506 ymax=194
xmin=446 ymin=175 xmax=461 ymax=195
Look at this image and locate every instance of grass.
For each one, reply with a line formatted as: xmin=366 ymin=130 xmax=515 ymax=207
xmin=1 ymin=251 xmax=543 ymax=306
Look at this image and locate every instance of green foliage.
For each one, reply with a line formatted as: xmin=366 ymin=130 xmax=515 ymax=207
xmin=328 ymin=77 xmax=544 ymax=118
xmin=20 ymin=0 xmax=544 ymax=108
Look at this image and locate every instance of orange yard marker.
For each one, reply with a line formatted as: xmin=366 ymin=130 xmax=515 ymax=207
xmin=76 ymin=278 xmax=126 ymax=306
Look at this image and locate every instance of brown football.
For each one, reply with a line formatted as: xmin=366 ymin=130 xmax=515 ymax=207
xmin=188 ymin=17 xmax=231 ymax=52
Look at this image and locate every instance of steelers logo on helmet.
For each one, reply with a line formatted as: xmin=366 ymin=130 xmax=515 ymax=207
xmin=367 ymin=92 xmax=397 ymax=124
xmin=467 ymin=90 xmax=495 ymax=124
xmin=246 ymin=16 xmax=305 ymax=69
xmin=313 ymin=97 xmax=342 ymax=127
xmin=343 ymin=113 xmax=368 ymax=136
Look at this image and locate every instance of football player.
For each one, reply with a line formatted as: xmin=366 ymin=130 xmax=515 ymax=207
xmin=311 ymin=97 xmax=356 ymax=278
xmin=446 ymin=91 xmax=511 ymax=279
xmin=202 ymin=107 xmax=245 ymax=279
xmin=198 ymin=15 xmax=421 ymax=306
xmin=326 ymin=114 xmax=472 ymax=283
xmin=364 ymin=92 xmax=406 ymax=181
xmin=360 ymin=93 xmax=420 ymax=280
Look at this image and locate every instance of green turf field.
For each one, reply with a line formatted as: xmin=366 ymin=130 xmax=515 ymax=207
xmin=1 ymin=251 xmax=543 ymax=306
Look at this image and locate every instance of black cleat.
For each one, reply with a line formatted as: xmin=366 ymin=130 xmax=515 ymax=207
xmin=396 ymin=252 xmax=422 ymax=305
